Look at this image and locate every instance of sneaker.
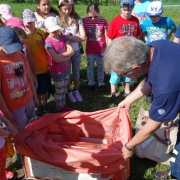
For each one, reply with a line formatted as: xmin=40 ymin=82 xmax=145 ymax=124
xmin=109 ymin=95 xmax=117 ymax=105
xmin=6 ymin=171 xmax=14 ymax=179
xmin=68 ymin=91 xmax=77 ymax=103
xmin=88 ymin=85 xmax=95 ymax=92
xmin=36 ymin=105 xmax=44 ymax=116
xmin=146 ymin=94 xmax=153 ymax=104
xmin=73 ymin=90 xmax=83 ymax=102
xmin=99 ymin=85 xmax=107 ymax=92
xmin=43 ymin=104 xmax=50 ymax=113
xmin=153 ymin=171 xmax=168 ymax=179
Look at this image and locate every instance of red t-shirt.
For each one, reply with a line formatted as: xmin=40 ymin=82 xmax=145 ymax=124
xmin=82 ymin=16 xmax=108 ymax=54
xmin=107 ymin=15 xmax=142 ymax=39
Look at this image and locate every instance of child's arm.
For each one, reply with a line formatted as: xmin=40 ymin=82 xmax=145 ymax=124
xmin=168 ymin=26 xmax=177 ymax=40
xmin=67 ymin=24 xmax=86 ymax=42
xmin=26 ymin=42 xmax=36 ymax=77
xmin=47 ymin=43 xmax=74 ymax=63
xmin=0 ymin=114 xmax=17 ymax=137
xmin=173 ymin=37 xmax=180 ymax=43
xmin=107 ymin=37 xmax=113 ymax=47
xmin=0 ymin=84 xmax=15 ymax=124
xmin=104 ymin=27 xmax=108 ymax=48
xmin=27 ymin=70 xmax=39 ymax=108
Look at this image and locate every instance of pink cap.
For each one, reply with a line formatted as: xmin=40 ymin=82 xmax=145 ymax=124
xmin=0 ymin=4 xmax=13 ymax=20
xmin=6 ymin=17 xmax=25 ymax=30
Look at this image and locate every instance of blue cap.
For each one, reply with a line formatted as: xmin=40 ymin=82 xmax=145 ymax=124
xmin=120 ymin=0 xmax=134 ymax=7
xmin=0 ymin=27 xmax=23 ymax=54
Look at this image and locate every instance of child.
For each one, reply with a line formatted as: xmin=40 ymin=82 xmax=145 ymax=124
xmin=132 ymin=0 xmax=150 ymax=25
xmin=0 ymin=4 xmax=13 ymax=24
xmin=141 ymin=1 xmax=176 ymax=44
xmin=174 ymin=24 xmax=180 ymax=43
xmin=44 ymin=16 xmax=74 ymax=112
xmin=0 ymin=27 xmax=38 ymax=131
xmin=34 ymin=0 xmax=59 ymax=31
xmin=82 ymin=3 xmax=108 ymax=92
xmin=21 ymin=8 xmax=50 ymax=115
xmin=58 ymin=0 xmax=86 ymax=103
xmin=0 ymin=112 xmax=17 ymax=180
xmin=141 ymin=0 xmax=176 ymax=104
xmin=107 ymin=0 xmax=142 ymax=104
xmin=12 ymin=26 xmax=38 ymax=89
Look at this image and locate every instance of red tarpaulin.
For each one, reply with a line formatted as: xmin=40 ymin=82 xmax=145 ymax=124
xmin=15 ymin=107 xmax=132 ymax=174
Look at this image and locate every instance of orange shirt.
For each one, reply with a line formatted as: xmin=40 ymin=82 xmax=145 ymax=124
xmin=0 ymin=51 xmax=33 ymax=111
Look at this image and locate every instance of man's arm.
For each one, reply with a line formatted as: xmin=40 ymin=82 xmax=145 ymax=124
xmin=122 ymin=118 xmax=162 ymax=159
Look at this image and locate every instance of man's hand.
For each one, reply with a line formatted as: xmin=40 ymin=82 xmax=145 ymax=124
xmin=118 ymin=98 xmax=131 ymax=112
xmin=122 ymin=145 xmax=134 ymax=160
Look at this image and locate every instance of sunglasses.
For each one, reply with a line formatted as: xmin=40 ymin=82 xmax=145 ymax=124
xmin=88 ymin=16 xmax=98 ymax=19
xmin=118 ymin=69 xmax=132 ymax=78
xmin=149 ymin=16 xmax=160 ymax=18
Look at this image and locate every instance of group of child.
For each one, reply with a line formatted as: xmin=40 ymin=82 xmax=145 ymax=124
xmin=0 ymin=0 xmax=179 ymax=179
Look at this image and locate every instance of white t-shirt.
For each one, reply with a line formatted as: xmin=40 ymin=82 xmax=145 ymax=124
xmin=62 ymin=18 xmax=83 ymax=51
xmin=34 ymin=12 xmax=57 ymax=30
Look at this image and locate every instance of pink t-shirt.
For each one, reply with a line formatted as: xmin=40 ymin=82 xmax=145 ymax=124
xmin=82 ymin=16 xmax=108 ymax=54
xmin=107 ymin=15 xmax=142 ymax=39
xmin=45 ymin=35 xmax=68 ymax=74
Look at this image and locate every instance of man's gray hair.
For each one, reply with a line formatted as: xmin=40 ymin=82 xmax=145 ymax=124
xmin=103 ymin=36 xmax=150 ymax=74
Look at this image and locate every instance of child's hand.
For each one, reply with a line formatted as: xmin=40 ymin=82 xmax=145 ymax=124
xmin=7 ymin=123 xmax=18 ymax=137
xmin=4 ymin=111 xmax=15 ymax=124
xmin=33 ymin=96 xmax=39 ymax=108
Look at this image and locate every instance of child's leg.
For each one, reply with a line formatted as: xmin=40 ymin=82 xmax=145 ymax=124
xmin=96 ymin=55 xmax=105 ymax=86
xmin=123 ymin=77 xmax=132 ymax=95
xmin=109 ymin=70 xmax=120 ymax=96
xmin=87 ymin=54 xmax=96 ymax=86
xmin=12 ymin=99 xmax=36 ymax=131
xmin=71 ymin=50 xmax=81 ymax=90
xmin=0 ymin=146 xmax=7 ymax=180
xmin=54 ymin=74 xmax=69 ymax=110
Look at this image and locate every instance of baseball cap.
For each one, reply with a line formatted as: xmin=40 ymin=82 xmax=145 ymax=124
xmin=0 ymin=4 xmax=13 ymax=20
xmin=45 ymin=17 xmax=61 ymax=32
xmin=21 ymin=9 xmax=36 ymax=23
xmin=147 ymin=1 xmax=163 ymax=16
xmin=0 ymin=27 xmax=23 ymax=54
xmin=6 ymin=17 xmax=25 ymax=30
xmin=120 ymin=0 xmax=134 ymax=8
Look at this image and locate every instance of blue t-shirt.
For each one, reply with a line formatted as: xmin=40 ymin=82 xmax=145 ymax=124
xmin=132 ymin=0 xmax=151 ymax=25
xmin=147 ymin=40 xmax=180 ymax=121
xmin=175 ymin=24 xmax=180 ymax=38
xmin=141 ymin=17 xmax=176 ymax=44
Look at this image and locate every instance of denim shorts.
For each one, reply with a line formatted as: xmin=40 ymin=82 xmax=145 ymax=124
xmin=36 ymin=72 xmax=50 ymax=95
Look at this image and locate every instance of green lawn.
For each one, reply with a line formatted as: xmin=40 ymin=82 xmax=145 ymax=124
xmin=5 ymin=2 xmax=180 ymax=180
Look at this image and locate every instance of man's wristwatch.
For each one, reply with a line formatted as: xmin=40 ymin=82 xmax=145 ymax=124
xmin=125 ymin=143 xmax=135 ymax=152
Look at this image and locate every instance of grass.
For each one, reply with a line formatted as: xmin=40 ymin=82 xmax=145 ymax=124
xmin=6 ymin=2 xmax=178 ymax=180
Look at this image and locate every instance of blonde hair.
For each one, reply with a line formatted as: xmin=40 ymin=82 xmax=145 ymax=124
xmin=58 ymin=0 xmax=79 ymax=28
xmin=11 ymin=26 xmax=28 ymax=40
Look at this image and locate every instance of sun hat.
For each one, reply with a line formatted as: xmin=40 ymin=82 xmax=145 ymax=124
xmin=45 ymin=17 xmax=61 ymax=32
xmin=147 ymin=1 xmax=163 ymax=16
xmin=6 ymin=17 xmax=25 ymax=30
xmin=120 ymin=0 xmax=134 ymax=8
xmin=21 ymin=9 xmax=36 ymax=23
xmin=0 ymin=4 xmax=13 ymax=20
xmin=0 ymin=26 xmax=23 ymax=54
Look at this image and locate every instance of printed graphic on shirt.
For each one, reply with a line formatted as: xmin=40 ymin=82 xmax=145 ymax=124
xmin=4 ymin=61 xmax=29 ymax=99
xmin=36 ymin=39 xmax=42 ymax=45
xmin=147 ymin=26 xmax=167 ymax=42
xmin=120 ymin=24 xmax=138 ymax=36
xmin=132 ymin=12 xmax=148 ymax=24
xmin=89 ymin=27 xmax=101 ymax=41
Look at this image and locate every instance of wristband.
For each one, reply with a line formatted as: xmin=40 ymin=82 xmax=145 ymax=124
xmin=125 ymin=143 xmax=135 ymax=152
